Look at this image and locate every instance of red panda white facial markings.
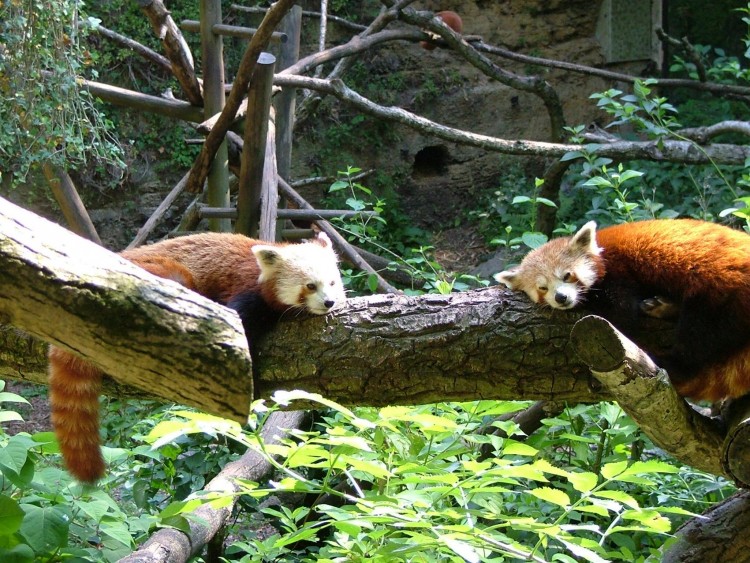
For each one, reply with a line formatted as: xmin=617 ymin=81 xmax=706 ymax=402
xmin=495 ymin=221 xmax=602 ymax=310
xmin=495 ymin=218 xmax=750 ymax=403
xmin=252 ymin=232 xmax=346 ymax=315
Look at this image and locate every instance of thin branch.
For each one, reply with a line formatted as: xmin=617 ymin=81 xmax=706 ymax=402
xmin=231 ymin=4 xmax=368 ymax=32
xmin=87 ymin=23 xmax=172 ymax=74
xmin=273 ymin=74 xmax=750 ymax=165
xmin=677 ymin=120 xmax=750 ymax=143
xmin=472 ymin=39 xmax=750 ymax=100
xmin=120 ymin=411 xmax=308 ymax=563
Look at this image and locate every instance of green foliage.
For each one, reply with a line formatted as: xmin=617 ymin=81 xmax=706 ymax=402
xmin=140 ymin=394 xmax=735 ymax=562
xmin=0 ymin=0 xmax=124 ymax=190
xmin=1 ymin=383 xmax=734 ymax=562
xmin=328 ymin=167 xmax=483 ymax=294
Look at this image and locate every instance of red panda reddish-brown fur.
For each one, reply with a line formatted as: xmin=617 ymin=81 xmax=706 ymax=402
xmin=496 ymin=219 xmax=750 ymax=403
xmin=420 ymin=10 xmax=463 ymax=50
xmin=48 ymin=232 xmax=345 ymax=483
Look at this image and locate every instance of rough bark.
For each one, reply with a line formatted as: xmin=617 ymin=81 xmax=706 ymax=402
xmin=138 ymin=0 xmax=203 ymax=106
xmin=0 ymin=197 xmax=252 ymax=423
xmin=571 ymin=316 xmax=726 ymax=478
xmin=662 ymin=491 xmax=750 ymax=562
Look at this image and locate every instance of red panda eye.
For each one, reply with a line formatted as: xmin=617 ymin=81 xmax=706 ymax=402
xmin=538 ymin=286 xmax=548 ymax=294
xmin=329 ymin=280 xmax=335 ymax=286
xmin=563 ymin=272 xmax=578 ymax=283
xmin=306 ymin=283 xmax=317 ymax=291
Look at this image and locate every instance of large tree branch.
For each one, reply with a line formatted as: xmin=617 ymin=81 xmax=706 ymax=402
xmin=571 ymin=316 xmax=726 ymax=477
xmin=0 ymin=198 xmax=252 ymax=423
xmin=0 ymin=199 xmax=739 ymax=477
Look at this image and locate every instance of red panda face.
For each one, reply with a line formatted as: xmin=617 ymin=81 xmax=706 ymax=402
xmin=253 ymin=233 xmax=346 ymax=315
xmin=494 ymin=221 xmax=602 ymax=310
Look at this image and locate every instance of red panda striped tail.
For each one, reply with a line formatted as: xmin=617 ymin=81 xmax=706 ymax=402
xmin=48 ymin=347 xmax=105 ymax=483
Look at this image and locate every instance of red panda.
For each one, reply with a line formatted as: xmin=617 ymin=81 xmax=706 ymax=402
xmin=48 ymin=232 xmax=346 ymax=483
xmin=495 ymin=219 xmax=750 ymax=403
xmin=420 ymin=10 xmax=463 ymax=50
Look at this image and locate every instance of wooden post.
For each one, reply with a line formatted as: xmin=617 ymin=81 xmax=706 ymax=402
xmin=236 ymin=52 xmax=276 ymax=237
xmin=200 ymin=0 xmax=231 ymax=232
xmin=274 ymin=5 xmax=302 ymax=182
xmin=258 ymin=109 xmax=278 ymax=241
xmin=273 ymin=6 xmax=302 ymax=240
xmin=41 ymin=164 xmax=102 ymax=245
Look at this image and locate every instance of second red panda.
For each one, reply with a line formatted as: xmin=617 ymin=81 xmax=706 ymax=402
xmin=495 ymin=219 xmax=750 ymax=402
xmin=49 ymin=232 xmax=346 ymax=483
xmin=420 ymin=10 xmax=463 ymax=50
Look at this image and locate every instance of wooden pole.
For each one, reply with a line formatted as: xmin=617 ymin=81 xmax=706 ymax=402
xmin=41 ymin=164 xmax=102 ymax=245
xmin=200 ymin=0 xmax=231 ymax=232
xmin=236 ymin=52 xmax=276 ymax=237
xmin=258 ymin=109 xmax=278 ymax=241
xmin=274 ymin=5 xmax=302 ymax=182
xmin=273 ymin=6 xmax=302 ymax=240
xmin=181 ymin=20 xmax=287 ymax=42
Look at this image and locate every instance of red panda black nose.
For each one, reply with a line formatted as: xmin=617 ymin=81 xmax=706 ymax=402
xmin=324 ymin=299 xmax=335 ymax=309
xmin=555 ymin=292 xmax=569 ymax=305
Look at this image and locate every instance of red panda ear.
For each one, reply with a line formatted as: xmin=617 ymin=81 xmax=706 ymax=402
xmin=569 ymin=221 xmax=600 ymax=254
xmin=252 ymin=245 xmax=283 ymax=271
xmin=313 ymin=231 xmax=332 ymax=248
xmin=494 ymin=269 xmax=520 ymax=289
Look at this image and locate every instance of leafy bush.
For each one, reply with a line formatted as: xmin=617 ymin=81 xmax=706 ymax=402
xmin=0 ymin=1 xmax=124 ymax=190
xmin=0 ymin=383 xmax=734 ymax=562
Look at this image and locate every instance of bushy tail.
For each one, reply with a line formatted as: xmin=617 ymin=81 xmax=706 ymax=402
xmin=48 ymin=347 xmax=105 ymax=482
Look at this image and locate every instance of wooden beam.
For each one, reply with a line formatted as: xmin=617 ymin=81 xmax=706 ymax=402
xmin=201 ymin=0 xmax=232 ymax=232
xmin=181 ymin=19 xmax=287 ymax=42
xmin=78 ymin=77 xmax=204 ymax=122
xmin=236 ymin=52 xmax=276 ymax=237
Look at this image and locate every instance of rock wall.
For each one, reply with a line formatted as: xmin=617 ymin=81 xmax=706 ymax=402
xmin=290 ymin=0 xmax=649 ymax=228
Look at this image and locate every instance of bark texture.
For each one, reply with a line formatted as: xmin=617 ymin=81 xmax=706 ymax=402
xmin=0 ymin=197 xmax=252 ymax=423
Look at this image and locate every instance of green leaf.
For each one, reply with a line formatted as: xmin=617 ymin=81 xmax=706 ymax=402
xmin=19 ymin=505 xmax=69 ymax=554
xmin=600 ymin=460 xmax=629 ymax=480
xmin=567 ymin=471 xmax=598 ymax=493
xmin=535 ymin=197 xmax=558 ymax=208
xmin=502 ymin=440 xmax=538 ymax=456
xmin=521 ymin=231 xmax=548 ymax=249
xmin=592 ymin=489 xmax=640 ymax=510
xmin=0 ymin=545 xmax=35 ymax=563
xmin=0 ymin=494 xmax=24 ymax=536
xmin=530 ymin=487 xmax=570 ymax=508
xmin=329 ymin=180 xmax=348 ymax=192
xmin=73 ymin=499 xmax=111 ymax=523
xmin=620 ymin=509 xmax=672 ymax=533
xmin=101 ymin=521 xmax=135 ymax=548
xmin=0 ymin=412 xmax=23 ymax=424
xmin=512 ymin=195 xmax=532 ymax=204
xmin=0 ymin=392 xmax=29 ymax=405
xmin=367 ymin=273 xmax=379 ymax=293
xmin=345 ymin=197 xmax=366 ymax=211
xmin=558 ymin=538 xmax=609 ymax=563
xmin=618 ymin=169 xmax=644 ymax=183
xmin=0 ymin=434 xmax=32 ymax=473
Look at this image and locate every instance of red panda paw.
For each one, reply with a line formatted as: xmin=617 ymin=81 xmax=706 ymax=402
xmin=640 ymin=296 xmax=680 ymax=320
